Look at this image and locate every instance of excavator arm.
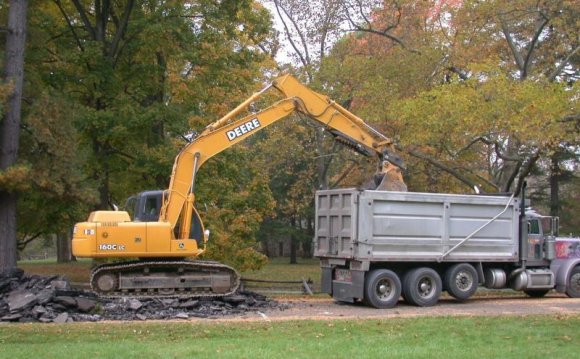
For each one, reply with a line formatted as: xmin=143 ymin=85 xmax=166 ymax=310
xmin=160 ymin=74 xmax=407 ymax=239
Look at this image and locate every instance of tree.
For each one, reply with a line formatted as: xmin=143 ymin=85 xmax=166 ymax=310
xmin=1 ymin=1 xmax=277 ymax=267
xmin=314 ymin=0 xmax=578 ymax=231
xmin=0 ymin=0 xmax=28 ymax=272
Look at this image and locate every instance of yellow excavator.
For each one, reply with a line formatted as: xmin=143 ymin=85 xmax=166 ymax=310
xmin=71 ymin=74 xmax=406 ymax=298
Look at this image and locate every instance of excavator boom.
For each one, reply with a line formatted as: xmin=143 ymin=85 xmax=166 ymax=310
xmin=71 ymin=74 xmax=406 ymax=298
xmin=160 ymin=74 xmax=406 ymax=235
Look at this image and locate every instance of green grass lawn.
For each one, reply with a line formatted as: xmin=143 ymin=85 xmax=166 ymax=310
xmin=0 ymin=315 xmax=577 ymax=359
xmin=18 ymin=259 xmax=93 ymax=283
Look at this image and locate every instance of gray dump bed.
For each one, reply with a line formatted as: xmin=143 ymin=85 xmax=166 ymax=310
xmin=314 ymin=189 xmax=521 ymax=263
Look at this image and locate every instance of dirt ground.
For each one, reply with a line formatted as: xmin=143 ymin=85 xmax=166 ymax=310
xmin=210 ymin=293 xmax=580 ymax=322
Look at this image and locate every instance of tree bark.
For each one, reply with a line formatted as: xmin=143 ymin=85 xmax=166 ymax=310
xmin=56 ymin=232 xmax=73 ymax=263
xmin=549 ymin=154 xmax=560 ymax=218
xmin=289 ymin=218 xmax=297 ymax=264
xmin=0 ymin=0 xmax=28 ymax=273
xmin=302 ymin=216 xmax=313 ymax=259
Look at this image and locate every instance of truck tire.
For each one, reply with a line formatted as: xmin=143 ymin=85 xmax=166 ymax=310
xmin=444 ymin=263 xmax=478 ymax=301
xmin=565 ymin=266 xmax=580 ymax=298
xmin=403 ymin=267 xmax=442 ymax=307
xmin=524 ymin=289 xmax=550 ymax=298
xmin=364 ymin=269 xmax=401 ymax=309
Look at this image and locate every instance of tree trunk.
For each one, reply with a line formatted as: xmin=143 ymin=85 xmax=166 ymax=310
xmin=0 ymin=193 xmax=18 ymax=272
xmin=549 ymin=154 xmax=560 ymax=218
xmin=315 ymin=129 xmax=329 ymax=190
xmin=0 ymin=0 xmax=28 ymax=273
xmin=56 ymin=232 xmax=73 ymax=263
xmin=289 ymin=218 xmax=297 ymax=264
xmin=302 ymin=216 xmax=314 ymax=259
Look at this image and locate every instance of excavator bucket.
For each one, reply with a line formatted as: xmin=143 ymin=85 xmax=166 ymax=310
xmin=363 ymin=161 xmax=407 ymax=192
xmin=375 ymin=165 xmax=408 ymax=191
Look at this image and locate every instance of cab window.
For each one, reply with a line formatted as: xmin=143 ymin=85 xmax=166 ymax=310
xmin=528 ymin=220 xmax=540 ymax=235
xmin=125 ymin=196 xmax=137 ymax=220
xmin=144 ymin=197 xmax=159 ymax=216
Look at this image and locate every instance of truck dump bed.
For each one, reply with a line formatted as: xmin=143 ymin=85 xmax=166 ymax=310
xmin=314 ymin=189 xmax=520 ymax=263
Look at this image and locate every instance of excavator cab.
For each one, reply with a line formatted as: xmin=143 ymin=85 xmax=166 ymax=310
xmin=124 ymin=190 xmax=204 ymax=246
xmin=125 ymin=190 xmax=163 ymax=222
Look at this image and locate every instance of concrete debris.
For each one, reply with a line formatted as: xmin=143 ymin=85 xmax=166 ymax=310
xmin=174 ymin=312 xmax=189 ymax=319
xmin=53 ymin=296 xmax=77 ymax=308
xmin=75 ymin=297 xmax=97 ymax=313
xmin=128 ymin=299 xmax=143 ymax=311
xmin=53 ymin=312 xmax=69 ymax=324
xmin=0 ymin=269 xmax=288 ymax=323
xmin=6 ymin=290 xmax=37 ymax=312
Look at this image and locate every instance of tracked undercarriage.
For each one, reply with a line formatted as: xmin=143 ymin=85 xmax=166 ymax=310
xmin=90 ymin=260 xmax=240 ymax=299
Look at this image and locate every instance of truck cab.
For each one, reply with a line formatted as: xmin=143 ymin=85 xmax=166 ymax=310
xmin=525 ymin=210 xmax=558 ymax=266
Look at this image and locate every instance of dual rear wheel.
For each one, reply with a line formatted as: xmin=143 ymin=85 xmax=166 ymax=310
xmin=364 ymin=263 xmax=478 ymax=308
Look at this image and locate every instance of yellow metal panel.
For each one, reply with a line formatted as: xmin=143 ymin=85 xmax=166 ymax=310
xmin=88 ymin=210 xmax=131 ymax=222
xmin=170 ymin=238 xmax=200 ymax=256
xmin=145 ymin=222 xmax=173 ymax=253
xmin=71 ymin=223 xmax=97 ymax=257
xmin=96 ymin=222 xmax=147 ymax=257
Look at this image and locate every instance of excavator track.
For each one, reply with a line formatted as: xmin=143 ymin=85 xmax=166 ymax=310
xmin=90 ymin=260 xmax=240 ymax=299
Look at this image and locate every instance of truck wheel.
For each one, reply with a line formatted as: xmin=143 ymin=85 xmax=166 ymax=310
xmin=403 ymin=267 xmax=442 ymax=307
xmin=444 ymin=263 xmax=478 ymax=301
xmin=524 ymin=289 xmax=550 ymax=298
xmin=565 ymin=266 xmax=580 ymax=298
xmin=364 ymin=269 xmax=401 ymax=309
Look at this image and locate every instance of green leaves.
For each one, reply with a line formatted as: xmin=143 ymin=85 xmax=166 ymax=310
xmin=10 ymin=1 xmax=276 ymax=259
xmin=0 ymin=164 xmax=31 ymax=193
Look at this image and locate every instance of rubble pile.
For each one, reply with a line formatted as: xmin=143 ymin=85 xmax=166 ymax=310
xmin=0 ymin=269 xmax=285 ymax=323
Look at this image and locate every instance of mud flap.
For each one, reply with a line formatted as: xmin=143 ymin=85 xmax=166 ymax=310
xmin=331 ymin=270 xmax=365 ymax=303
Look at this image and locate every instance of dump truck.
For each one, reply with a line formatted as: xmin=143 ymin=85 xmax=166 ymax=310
xmin=315 ymin=188 xmax=580 ymax=308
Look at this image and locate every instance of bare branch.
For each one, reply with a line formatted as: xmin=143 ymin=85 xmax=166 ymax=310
xmin=472 ymin=172 xmax=501 ymax=192
xmin=110 ymin=0 xmax=135 ymax=62
xmin=71 ymin=0 xmax=96 ymax=39
xmin=347 ymin=26 xmax=417 ymax=52
xmin=53 ymin=0 xmax=85 ymax=52
xmin=502 ymin=159 xmax=522 ymax=193
xmin=330 ymin=158 xmax=361 ymax=188
xmin=405 ymin=147 xmax=479 ymax=191
xmin=513 ymin=151 xmax=540 ymax=196
xmin=273 ymin=0 xmax=312 ymax=81
xmin=427 ymin=54 xmax=450 ymax=83
xmin=17 ymin=232 xmax=43 ymax=251
xmin=462 ymin=136 xmax=522 ymax=162
xmin=498 ymin=12 xmax=525 ymax=73
xmin=522 ymin=10 xmax=550 ymax=79
xmin=342 ymin=0 xmax=419 ymax=54
xmin=547 ymin=44 xmax=580 ymax=82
